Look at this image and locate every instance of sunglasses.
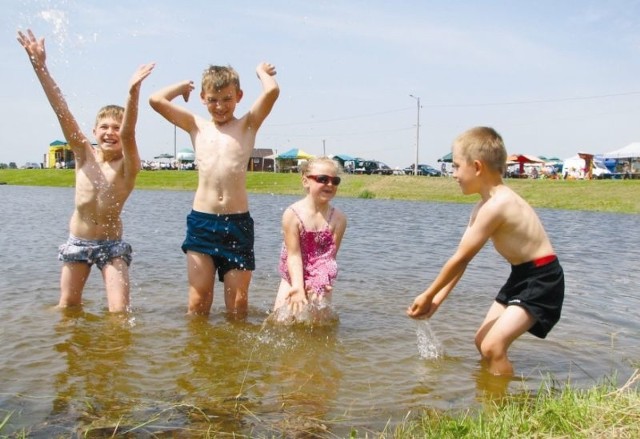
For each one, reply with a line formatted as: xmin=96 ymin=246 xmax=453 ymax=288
xmin=306 ymin=174 xmax=341 ymax=186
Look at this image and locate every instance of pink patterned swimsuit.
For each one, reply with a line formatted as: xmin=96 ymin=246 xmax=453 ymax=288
xmin=278 ymin=207 xmax=338 ymax=294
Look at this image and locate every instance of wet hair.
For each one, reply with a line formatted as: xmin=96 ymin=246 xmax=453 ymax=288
xmin=453 ymin=126 xmax=507 ymax=174
xmin=201 ymin=65 xmax=241 ymax=93
xmin=94 ymin=105 xmax=124 ymax=126
xmin=299 ymin=156 xmax=342 ymax=175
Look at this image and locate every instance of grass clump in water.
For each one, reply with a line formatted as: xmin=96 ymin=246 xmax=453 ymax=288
xmin=358 ymin=189 xmax=375 ymax=199
xmin=392 ymin=370 xmax=640 ymax=439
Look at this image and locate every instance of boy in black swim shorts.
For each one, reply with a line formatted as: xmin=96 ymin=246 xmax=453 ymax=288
xmin=407 ymin=127 xmax=564 ymax=376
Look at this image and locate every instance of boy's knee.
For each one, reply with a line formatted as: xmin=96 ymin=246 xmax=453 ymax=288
xmin=478 ymin=338 xmax=507 ymax=362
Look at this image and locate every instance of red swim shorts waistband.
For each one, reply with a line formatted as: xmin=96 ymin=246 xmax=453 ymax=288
xmin=533 ymin=254 xmax=557 ymax=267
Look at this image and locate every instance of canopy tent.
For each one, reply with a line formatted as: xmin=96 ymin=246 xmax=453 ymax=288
xmin=332 ymin=154 xmax=355 ymax=161
xmin=437 ymin=152 xmax=453 ymax=163
xmin=602 ymin=142 xmax=640 ymax=159
xmin=154 ymin=153 xmax=174 ymax=159
xmin=507 ymin=154 xmax=545 ymax=175
xmin=276 ymin=148 xmax=315 ymax=160
xmin=176 ymin=148 xmax=195 ymax=162
xmin=275 ymin=148 xmax=315 ymax=172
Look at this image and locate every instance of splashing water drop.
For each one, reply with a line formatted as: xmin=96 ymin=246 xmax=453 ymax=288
xmin=415 ymin=319 xmax=442 ymax=359
xmin=39 ymin=9 xmax=69 ymax=49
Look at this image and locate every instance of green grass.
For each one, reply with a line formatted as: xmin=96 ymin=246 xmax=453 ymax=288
xmin=2 ymin=372 xmax=637 ymax=438
xmin=391 ymin=371 xmax=640 ymax=439
xmin=1 ymin=169 xmax=639 ymax=213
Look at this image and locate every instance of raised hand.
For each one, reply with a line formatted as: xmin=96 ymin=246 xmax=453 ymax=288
xmin=17 ymin=29 xmax=47 ymax=69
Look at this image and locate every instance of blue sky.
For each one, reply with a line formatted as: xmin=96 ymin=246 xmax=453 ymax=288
xmin=2 ymin=0 xmax=640 ymax=168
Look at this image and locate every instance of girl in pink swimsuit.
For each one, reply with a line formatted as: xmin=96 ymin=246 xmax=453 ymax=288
xmin=270 ymin=157 xmax=347 ymax=324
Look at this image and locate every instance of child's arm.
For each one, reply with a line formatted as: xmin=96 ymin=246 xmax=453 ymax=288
xmin=120 ymin=63 xmax=155 ymax=178
xmin=246 ymin=62 xmax=280 ymax=131
xmin=407 ymin=201 xmax=505 ymax=318
xmin=17 ymin=29 xmax=91 ymax=162
xmin=281 ymin=208 xmax=308 ymax=312
xmin=332 ymin=209 xmax=348 ymax=252
xmin=149 ymin=80 xmax=197 ymax=134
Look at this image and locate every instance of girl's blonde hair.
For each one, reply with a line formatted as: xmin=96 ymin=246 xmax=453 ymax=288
xmin=299 ymin=156 xmax=342 ymax=175
xmin=453 ymin=126 xmax=507 ymax=173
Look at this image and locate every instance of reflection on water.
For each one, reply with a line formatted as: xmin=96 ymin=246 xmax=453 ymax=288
xmin=1 ymin=185 xmax=639 ymax=436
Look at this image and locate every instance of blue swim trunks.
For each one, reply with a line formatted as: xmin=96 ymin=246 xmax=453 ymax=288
xmin=181 ymin=210 xmax=255 ymax=281
xmin=58 ymin=235 xmax=133 ymax=270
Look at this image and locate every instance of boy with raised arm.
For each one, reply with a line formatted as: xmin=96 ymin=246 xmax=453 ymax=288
xmin=406 ymin=127 xmax=564 ymax=375
xmin=17 ymin=29 xmax=154 ymax=312
xmin=149 ymin=63 xmax=279 ymax=317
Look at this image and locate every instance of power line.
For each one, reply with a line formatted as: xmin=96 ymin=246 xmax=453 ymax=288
xmin=270 ymin=90 xmax=640 ymax=127
xmin=421 ymin=91 xmax=640 ymax=108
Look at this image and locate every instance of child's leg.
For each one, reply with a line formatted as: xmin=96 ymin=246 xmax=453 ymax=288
xmin=222 ymin=269 xmax=251 ymax=317
xmin=186 ymin=251 xmax=215 ymax=315
xmin=475 ymin=301 xmax=535 ymax=375
xmin=101 ymin=258 xmax=130 ymax=312
xmin=59 ymin=262 xmax=91 ymax=308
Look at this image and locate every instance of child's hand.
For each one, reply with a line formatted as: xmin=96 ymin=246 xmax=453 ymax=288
xmin=181 ymin=80 xmax=195 ymax=102
xmin=406 ymin=292 xmax=436 ymax=319
xmin=257 ymin=62 xmax=277 ymax=77
xmin=285 ymin=286 xmax=308 ymax=314
xmin=17 ymin=29 xmax=47 ymax=69
xmin=129 ymin=63 xmax=155 ymax=91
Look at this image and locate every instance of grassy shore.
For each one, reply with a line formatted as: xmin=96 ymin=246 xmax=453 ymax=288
xmin=1 ymin=169 xmax=639 ymax=214
xmin=1 ymin=372 xmax=638 ymax=437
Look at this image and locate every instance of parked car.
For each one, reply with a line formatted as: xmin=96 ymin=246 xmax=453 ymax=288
xmin=371 ymin=161 xmax=393 ymax=175
xmin=354 ymin=159 xmax=392 ymax=175
xmin=403 ymin=164 xmax=442 ymax=176
xmin=22 ymin=162 xmax=41 ymax=169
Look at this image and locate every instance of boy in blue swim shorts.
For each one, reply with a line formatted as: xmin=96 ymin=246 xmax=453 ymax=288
xmin=150 ymin=61 xmax=279 ymax=317
xmin=18 ymin=29 xmax=154 ymax=312
xmin=407 ymin=127 xmax=564 ymax=376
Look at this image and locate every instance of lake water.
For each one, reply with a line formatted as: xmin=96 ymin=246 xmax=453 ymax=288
xmin=1 ymin=185 xmax=638 ymax=437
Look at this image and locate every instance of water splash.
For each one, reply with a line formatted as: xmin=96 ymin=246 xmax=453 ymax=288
xmin=415 ymin=319 xmax=443 ymax=359
xmin=39 ymin=8 xmax=68 ymax=48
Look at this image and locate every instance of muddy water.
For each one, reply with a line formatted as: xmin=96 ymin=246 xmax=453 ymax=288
xmin=1 ymin=185 xmax=638 ymax=437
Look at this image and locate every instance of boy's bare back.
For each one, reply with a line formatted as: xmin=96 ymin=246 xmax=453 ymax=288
xmin=468 ymin=184 xmax=555 ymax=267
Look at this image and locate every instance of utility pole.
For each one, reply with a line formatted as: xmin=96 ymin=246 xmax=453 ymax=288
xmin=409 ymin=95 xmax=420 ymax=176
xmin=323 ymin=139 xmax=326 ymax=156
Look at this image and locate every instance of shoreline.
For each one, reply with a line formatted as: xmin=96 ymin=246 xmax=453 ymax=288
xmin=1 ymin=169 xmax=638 ymax=214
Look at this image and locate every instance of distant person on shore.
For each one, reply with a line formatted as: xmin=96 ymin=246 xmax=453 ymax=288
xmin=270 ymin=157 xmax=347 ymax=325
xmin=149 ymin=62 xmax=279 ymax=317
xmin=406 ymin=127 xmax=564 ymax=375
xmin=17 ymin=29 xmax=154 ymax=312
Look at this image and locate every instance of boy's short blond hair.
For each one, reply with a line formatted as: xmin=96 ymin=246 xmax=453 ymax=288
xmin=453 ymin=126 xmax=507 ymax=174
xmin=94 ymin=105 xmax=124 ymax=126
xmin=300 ymin=156 xmax=342 ymax=175
xmin=201 ymin=65 xmax=241 ymax=93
